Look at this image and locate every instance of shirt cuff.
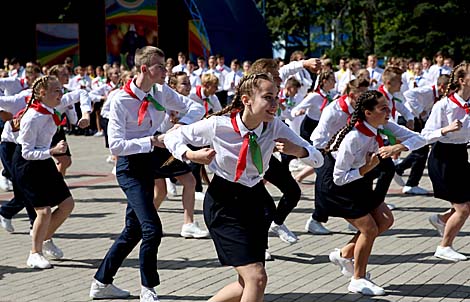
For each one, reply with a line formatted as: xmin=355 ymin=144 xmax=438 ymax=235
xmin=174 ymin=145 xmax=192 ymax=162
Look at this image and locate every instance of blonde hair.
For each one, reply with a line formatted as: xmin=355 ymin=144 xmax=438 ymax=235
xmin=201 ymin=73 xmax=219 ymax=86
xmin=134 ymin=46 xmax=165 ymax=70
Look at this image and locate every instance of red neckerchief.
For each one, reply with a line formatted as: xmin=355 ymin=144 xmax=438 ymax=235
xmin=123 ymin=79 xmax=149 ymax=126
xmin=30 ymin=100 xmax=61 ymax=126
xmin=378 ymin=85 xmax=396 ymax=119
xmin=20 ymin=78 xmax=27 ymax=90
xmin=337 ymin=95 xmax=350 ymax=115
xmin=448 ymin=93 xmax=470 ymax=114
xmin=355 ymin=120 xmax=383 ymax=147
xmin=196 ymin=85 xmax=210 ymax=116
xmin=317 ymin=88 xmax=331 ymax=111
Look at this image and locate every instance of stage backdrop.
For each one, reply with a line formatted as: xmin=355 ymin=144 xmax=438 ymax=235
xmin=36 ymin=23 xmax=80 ymax=67
xmin=188 ymin=20 xmax=211 ymax=62
xmin=105 ymin=0 xmax=158 ymax=68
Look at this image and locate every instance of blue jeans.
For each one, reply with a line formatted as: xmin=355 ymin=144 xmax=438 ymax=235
xmin=94 ymin=154 xmax=162 ymax=287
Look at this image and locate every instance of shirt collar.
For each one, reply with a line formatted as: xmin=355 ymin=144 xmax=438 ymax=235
xmin=41 ymin=102 xmax=55 ymax=113
xmin=235 ymin=112 xmax=264 ymax=138
xmin=130 ymin=78 xmax=148 ymax=101
xmin=452 ymin=92 xmax=469 ymax=105
xmin=345 ymin=96 xmax=355 ymax=114
xmin=363 ymin=120 xmax=378 ymax=135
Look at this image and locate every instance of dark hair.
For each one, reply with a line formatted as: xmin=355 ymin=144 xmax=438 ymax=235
xmin=325 ymin=90 xmax=383 ymax=152
xmin=445 ymin=62 xmax=469 ymax=96
xmin=209 ymin=73 xmax=274 ymax=117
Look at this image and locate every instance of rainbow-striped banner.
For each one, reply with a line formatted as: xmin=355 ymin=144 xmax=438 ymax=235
xmin=36 ymin=23 xmax=79 ymax=66
xmin=188 ymin=20 xmax=211 ymax=62
xmin=105 ymin=0 xmax=158 ymax=66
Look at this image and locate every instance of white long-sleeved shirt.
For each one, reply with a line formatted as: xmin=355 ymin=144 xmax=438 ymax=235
xmin=403 ymin=84 xmax=439 ymax=120
xmin=310 ymin=95 xmax=354 ymax=149
xmin=291 ymin=89 xmax=329 ymax=121
xmin=223 ymin=70 xmax=244 ymax=96
xmin=333 ymin=120 xmax=426 ymax=186
xmin=378 ymin=85 xmax=414 ymax=122
xmin=108 ymin=80 xmax=204 ymax=156
xmin=0 ymin=76 xmax=28 ymax=96
xmin=17 ymin=103 xmax=58 ymax=160
xmin=164 ymin=112 xmax=324 ymax=187
xmin=421 ymin=93 xmax=470 ymax=144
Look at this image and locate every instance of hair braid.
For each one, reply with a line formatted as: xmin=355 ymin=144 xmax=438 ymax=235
xmin=445 ymin=62 xmax=468 ymax=96
xmin=324 ymin=90 xmax=381 ymax=153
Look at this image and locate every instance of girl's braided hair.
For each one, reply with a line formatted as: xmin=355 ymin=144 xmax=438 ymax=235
xmin=324 ymin=90 xmax=383 ymax=153
xmin=11 ymin=75 xmax=58 ymax=132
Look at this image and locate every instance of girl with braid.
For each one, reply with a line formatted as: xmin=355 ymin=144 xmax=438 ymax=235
xmin=164 ymin=73 xmax=323 ymax=302
xmin=319 ymin=90 xmax=425 ymax=296
xmin=421 ymin=62 xmax=470 ymax=262
xmin=12 ymin=76 xmax=75 ymax=269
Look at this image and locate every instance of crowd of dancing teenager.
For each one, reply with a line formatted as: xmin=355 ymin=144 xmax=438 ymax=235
xmin=0 ymin=47 xmax=469 ymax=301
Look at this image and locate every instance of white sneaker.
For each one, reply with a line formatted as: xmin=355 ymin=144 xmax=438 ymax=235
xmin=434 ymin=246 xmax=467 ymax=262
xmin=0 ymin=174 xmax=11 ymax=191
xmin=329 ymin=248 xmax=354 ymax=278
xmin=93 ymin=131 xmax=104 ymax=137
xmin=265 ymin=250 xmax=273 ymax=261
xmin=27 ymin=252 xmax=52 ymax=269
xmin=195 ymin=191 xmax=205 ymax=200
xmin=166 ymin=178 xmax=177 ymax=196
xmin=0 ymin=214 xmax=14 ymax=233
xmin=402 ymin=186 xmax=428 ymax=195
xmin=105 ymin=155 xmax=115 ymax=164
xmin=111 ymin=166 xmax=116 ymax=175
xmin=89 ymin=279 xmax=130 ymax=299
xmin=269 ymin=222 xmax=298 ymax=244
xmin=386 ymin=203 xmax=396 ymax=210
xmin=289 ymin=159 xmax=303 ymax=172
xmin=428 ymin=214 xmax=445 ymax=236
xmin=180 ymin=221 xmax=209 ymax=238
xmin=305 ymin=217 xmax=331 ymax=234
xmin=43 ymin=239 xmax=64 ymax=259
xmin=393 ymin=173 xmax=405 ymax=187
xmin=141 ymin=287 xmax=160 ymax=302
xmin=348 ymin=277 xmax=385 ymax=296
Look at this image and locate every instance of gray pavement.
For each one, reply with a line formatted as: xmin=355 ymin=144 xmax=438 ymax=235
xmin=1 ymin=135 xmax=470 ymax=302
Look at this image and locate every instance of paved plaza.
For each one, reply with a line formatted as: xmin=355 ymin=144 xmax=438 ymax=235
xmin=1 ymin=135 xmax=470 ymax=302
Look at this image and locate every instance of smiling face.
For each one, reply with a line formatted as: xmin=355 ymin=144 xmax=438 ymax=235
xmin=39 ymin=78 xmax=63 ymax=108
xmin=243 ymin=78 xmax=278 ymax=123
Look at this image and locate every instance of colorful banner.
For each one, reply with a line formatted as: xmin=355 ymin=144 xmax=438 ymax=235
xmin=188 ymin=20 xmax=211 ymax=62
xmin=105 ymin=0 xmax=158 ymax=68
xmin=36 ymin=23 xmax=79 ymax=66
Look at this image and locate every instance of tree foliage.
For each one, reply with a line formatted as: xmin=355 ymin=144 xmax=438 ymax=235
xmin=258 ymin=0 xmax=470 ymax=63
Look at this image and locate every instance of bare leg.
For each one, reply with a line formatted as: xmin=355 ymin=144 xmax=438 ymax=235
xmin=55 ymin=155 xmax=72 ymax=176
xmin=438 ymin=208 xmax=456 ymax=224
xmin=153 ymin=179 xmax=167 ymax=209
xmin=341 ymin=203 xmax=393 ymax=259
xmin=45 ymin=197 xmax=74 ymax=240
xmin=31 ymin=207 xmax=51 ymax=253
xmin=175 ymin=173 xmax=196 ymax=224
xmin=441 ymin=202 xmax=470 ymax=247
xmin=294 ymin=166 xmax=315 ymax=182
xmin=208 ymin=276 xmax=244 ymax=302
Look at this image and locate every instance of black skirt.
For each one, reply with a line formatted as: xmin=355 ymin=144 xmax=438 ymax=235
xmin=315 ymin=154 xmax=382 ymax=219
xmin=204 ymin=175 xmax=275 ymax=267
xmin=50 ymin=126 xmax=71 ymax=157
xmin=152 ymin=147 xmax=192 ymax=179
xmin=12 ymin=145 xmax=71 ymax=208
xmin=300 ymin=115 xmax=319 ymax=143
xmin=428 ymin=142 xmax=470 ymax=203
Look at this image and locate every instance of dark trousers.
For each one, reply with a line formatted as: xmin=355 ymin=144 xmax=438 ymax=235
xmin=0 ymin=142 xmax=36 ymax=225
xmin=94 ymin=154 xmax=162 ymax=288
xmin=312 ymin=157 xmax=395 ymax=222
xmin=264 ymin=156 xmax=301 ymax=225
xmin=395 ymin=117 xmax=429 ymax=187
